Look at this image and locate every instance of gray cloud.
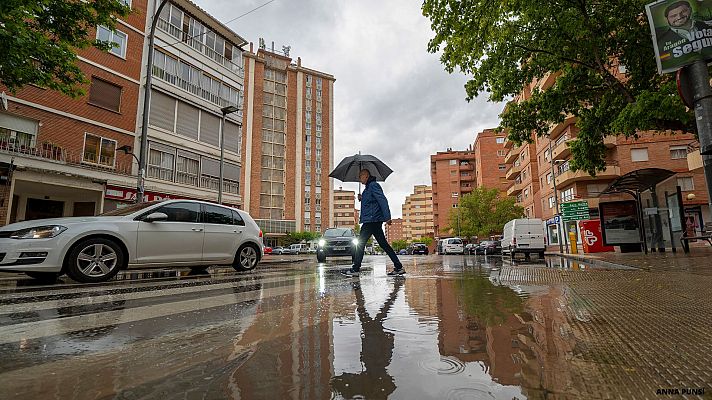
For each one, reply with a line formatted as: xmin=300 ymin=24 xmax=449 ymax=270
xmin=194 ymin=0 xmax=504 ymax=218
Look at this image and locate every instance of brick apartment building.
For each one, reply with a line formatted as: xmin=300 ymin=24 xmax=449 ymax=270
xmin=0 ymin=0 xmax=149 ymax=224
xmin=474 ymin=128 xmax=510 ymax=194
xmin=385 ymin=218 xmax=404 ymax=243
xmin=502 ymin=74 xmax=710 ymax=246
xmin=401 ymin=185 xmax=434 ymax=242
xmin=332 ymin=187 xmax=356 ymax=229
xmin=430 ymin=149 xmax=476 ymax=238
xmin=241 ymin=45 xmax=335 ymax=244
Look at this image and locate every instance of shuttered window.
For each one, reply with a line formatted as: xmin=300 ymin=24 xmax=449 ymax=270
xmin=149 ymin=90 xmax=176 ymax=131
xmin=200 ymin=112 xmax=220 ymax=147
xmin=223 ymin=121 xmax=240 ymax=154
xmin=176 ymin=101 xmax=199 ymax=140
xmin=88 ymin=77 xmax=122 ymax=112
xmin=224 ymin=162 xmax=240 ymax=181
xmin=201 ymin=157 xmax=220 ymax=177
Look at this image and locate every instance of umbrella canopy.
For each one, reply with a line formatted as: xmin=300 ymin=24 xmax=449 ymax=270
xmin=329 ymin=154 xmax=393 ymax=182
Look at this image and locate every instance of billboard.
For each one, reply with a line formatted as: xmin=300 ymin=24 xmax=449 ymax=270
xmin=646 ymin=0 xmax=712 ymax=73
xmin=599 ymin=201 xmax=642 ymax=245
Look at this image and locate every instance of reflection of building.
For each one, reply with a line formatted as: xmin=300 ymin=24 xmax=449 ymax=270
xmin=401 ymin=185 xmax=434 ymax=241
xmin=0 ymin=1 xmax=148 ymax=223
xmin=241 ymin=46 xmax=335 ymax=240
xmin=430 ymin=149 xmax=476 ymax=238
xmin=385 ymin=218 xmax=404 ymax=243
xmin=332 ymin=187 xmax=356 ymax=229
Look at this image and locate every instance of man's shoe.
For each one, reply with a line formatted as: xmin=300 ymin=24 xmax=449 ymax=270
xmin=387 ymin=269 xmax=406 ymax=276
xmin=341 ymin=269 xmax=360 ymax=277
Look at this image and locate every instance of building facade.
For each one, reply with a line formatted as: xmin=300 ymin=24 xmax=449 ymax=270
xmin=241 ymin=45 xmax=335 ymax=242
xmin=474 ymin=128 xmax=510 ymax=194
xmin=0 ymin=0 xmax=149 ymax=224
xmin=384 ymin=218 xmax=404 ymax=243
xmin=430 ymin=149 xmax=476 ymax=238
xmin=332 ymin=188 xmax=356 ymax=229
xmin=401 ymin=185 xmax=434 ymax=242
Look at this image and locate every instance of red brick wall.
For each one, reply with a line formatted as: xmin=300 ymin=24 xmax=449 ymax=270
xmin=475 ymin=128 xmax=509 ymax=193
xmin=431 ymin=150 xmax=476 ymax=237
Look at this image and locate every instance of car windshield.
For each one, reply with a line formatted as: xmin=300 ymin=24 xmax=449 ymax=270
xmin=100 ymin=201 xmax=162 ymax=216
xmin=450 ymin=239 xmax=463 ymax=244
xmin=324 ymin=228 xmax=352 ymax=237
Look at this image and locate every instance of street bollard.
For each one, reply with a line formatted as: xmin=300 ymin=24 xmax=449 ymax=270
xmin=569 ymin=232 xmax=578 ymax=254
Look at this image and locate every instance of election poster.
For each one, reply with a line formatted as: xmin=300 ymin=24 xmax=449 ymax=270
xmin=646 ymin=0 xmax=712 ymax=73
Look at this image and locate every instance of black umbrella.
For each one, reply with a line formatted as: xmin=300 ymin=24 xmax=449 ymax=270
xmin=329 ymin=153 xmax=393 ymax=183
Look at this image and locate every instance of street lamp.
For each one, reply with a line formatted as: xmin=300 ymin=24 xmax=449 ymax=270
xmin=137 ymin=0 xmax=170 ymax=203
xmin=118 ymin=145 xmax=139 ymax=165
xmin=218 ymin=105 xmax=239 ymax=204
xmin=550 ymin=149 xmax=567 ymax=253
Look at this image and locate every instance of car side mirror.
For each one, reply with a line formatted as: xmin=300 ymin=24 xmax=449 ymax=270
xmin=143 ymin=212 xmax=168 ymax=223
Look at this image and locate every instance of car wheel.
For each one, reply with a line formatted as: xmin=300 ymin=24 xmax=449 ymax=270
xmin=234 ymin=243 xmax=260 ymax=272
xmin=65 ymin=238 xmax=124 ymax=283
xmin=24 ymin=271 xmax=61 ymax=281
xmin=317 ymin=252 xmax=326 ymax=263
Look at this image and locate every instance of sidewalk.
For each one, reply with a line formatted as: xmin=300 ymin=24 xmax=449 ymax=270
xmin=547 ymin=246 xmax=712 ymax=275
xmin=261 ymin=255 xmax=311 ymax=265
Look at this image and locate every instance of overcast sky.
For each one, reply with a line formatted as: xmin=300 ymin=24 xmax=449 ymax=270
xmin=194 ymin=0 xmax=505 ymax=218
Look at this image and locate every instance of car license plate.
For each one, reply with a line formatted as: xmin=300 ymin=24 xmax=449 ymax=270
xmin=334 ymin=246 xmax=346 ymax=251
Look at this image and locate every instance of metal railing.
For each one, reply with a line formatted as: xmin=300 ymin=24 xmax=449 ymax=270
xmin=0 ymin=141 xmax=132 ymax=175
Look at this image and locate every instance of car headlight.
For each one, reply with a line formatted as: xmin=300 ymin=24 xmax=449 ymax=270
xmin=11 ymin=225 xmax=67 ymax=239
xmin=352 ymin=238 xmax=359 ymax=245
xmin=318 ymin=239 xmax=326 ymax=247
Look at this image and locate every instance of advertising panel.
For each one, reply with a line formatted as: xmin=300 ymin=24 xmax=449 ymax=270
xmin=646 ymin=0 xmax=712 ymax=73
xmin=599 ymin=201 xmax=642 ymax=245
xmin=579 ymin=220 xmax=615 ymax=253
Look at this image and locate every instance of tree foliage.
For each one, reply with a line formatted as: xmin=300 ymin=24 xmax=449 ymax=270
xmin=412 ymin=236 xmax=434 ymax=246
xmin=390 ymin=240 xmax=409 ymax=252
xmin=282 ymin=231 xmax=320 ymax=246
xmin=0 ymin=0 xmax=131 ymax=97
xmin=447 ymin=187 xmax=523 ymax=238
xmin=423 ymin=0 xmax=694 ymax=175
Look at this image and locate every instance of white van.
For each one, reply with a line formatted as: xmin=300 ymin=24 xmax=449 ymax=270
xmin=289 ymin=243 xmax=309 ymax=254
xmin=441 ymin=238 xmax=464 ymax=255
xmin=501 ymin=219 xmax=546 ymax=258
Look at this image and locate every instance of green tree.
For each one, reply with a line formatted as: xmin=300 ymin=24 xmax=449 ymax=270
xmin=412 ymin=236 xmax=433 ymax=247
xmin=0 ymin=0 xmax=131 ymax=97
xmin=391 ymin=240 xmax=410 ymax=252
xmin=282 ymin=231 xmax=320 ymax=246
xmin=423 ymin=0 xmax=694 ymax=175
xmin=447 ymin=187 xmax=523 ymax=238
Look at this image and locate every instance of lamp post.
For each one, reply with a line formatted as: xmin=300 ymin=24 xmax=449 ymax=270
xmin=137 ymin=0 xmax=170 ymax=203
xmin=549 ymin=140 xmax=564 ymax=253
xmin=218 ymin=105 xmax=239 ymax=204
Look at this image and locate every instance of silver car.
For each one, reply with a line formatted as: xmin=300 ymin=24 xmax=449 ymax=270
xmin=0 ymin=200 xmax=264 ymax=283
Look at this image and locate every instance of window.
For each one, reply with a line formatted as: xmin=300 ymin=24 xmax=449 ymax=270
xmin=496 ymin=137 xmax=505 ymax=144
xmin=561 ymin=187 xmax=575 ymax=202
xmin=497 ymin=150 xmax=506 ymax=156
xmin=524 ymin=188 xmax=529 ymax=198
xmin=232 ymin=210 xmax=245 ymax=226
xmin=119 ymin=0 xmax=131 ymax=6
xmin=449 ymin=159 xmax=457 ymax=165
xmin=631 ymin=148 xmax=649 ymax=162
xmin=204 ymin=204 xmax=233 ymax=225
xmin=89 ymin=77 xmax=122 ymax=112
xmin=176 ymin=153 xmax=199 ymax=186
xmin=0 ymin=113 xmax=38 ymax=148
xmin=549 ymin=196 xmax=556 ymax=209
xmin=587 ymin=183 xmax=608 ymax=196
xmin=498 ymin=164 xmax=507 ymax=171
xmin=670 ymin=145 xmax=688 ymax=160
xmin=546 ymin=173 xmax=552 ymax=184
xmin=83 ymin=133 xmax=116 ymax=167
xmin=148 ymin=143 xmax=175 ymax=181
xmin=97 ymin=26 xmax=127 ymax=58
xmin=677 ymin=176 xmax=695 ymax=191
xmin=152 ymin=202 xmax=200 ymax=223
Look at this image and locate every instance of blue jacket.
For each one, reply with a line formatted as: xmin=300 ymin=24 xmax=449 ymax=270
xmin=360 ymin=176 xmax=391 ymax=223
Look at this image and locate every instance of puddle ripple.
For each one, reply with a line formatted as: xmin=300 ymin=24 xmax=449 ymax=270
xmin=418 ymin=356 xmax=466 ymax=375
xmin=444 ymin=387 xmax=496 ymax=400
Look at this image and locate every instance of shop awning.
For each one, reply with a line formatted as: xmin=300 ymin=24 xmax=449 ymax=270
xmin=599 ymin=168 xmax=676 ymax=196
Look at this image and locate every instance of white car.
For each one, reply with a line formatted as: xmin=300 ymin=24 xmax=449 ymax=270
xmin=441 ymin=237 xmax=465 ymax=255
xmin=0 ymin=200 xmax=264 ymax=283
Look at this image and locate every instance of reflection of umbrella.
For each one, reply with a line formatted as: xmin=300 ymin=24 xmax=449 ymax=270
xmin=329 ymin=154 xmax=393 ymax=183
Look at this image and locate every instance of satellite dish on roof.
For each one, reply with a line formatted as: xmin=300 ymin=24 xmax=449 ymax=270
xmin=0 ymin=92 xmax=7 ymax=111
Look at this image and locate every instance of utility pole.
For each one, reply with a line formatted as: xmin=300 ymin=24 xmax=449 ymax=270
xmin=549 ymin=140 xmax=564 ymax=253
xmin=688 ymin=60 xmax=712 ymax=213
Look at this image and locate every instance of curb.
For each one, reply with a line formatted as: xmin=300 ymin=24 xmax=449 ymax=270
xmin=544 ymin=252 xmax=638 ymax=270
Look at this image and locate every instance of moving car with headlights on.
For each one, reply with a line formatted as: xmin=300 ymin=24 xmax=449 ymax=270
xmin=316 ymin=228 xmax=358 ymax=263
xmin=0 ymin=200 xmax=264 ymax=283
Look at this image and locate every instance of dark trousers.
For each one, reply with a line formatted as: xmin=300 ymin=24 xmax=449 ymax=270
xmin=353 ymin=222 xmax=403 ymax=271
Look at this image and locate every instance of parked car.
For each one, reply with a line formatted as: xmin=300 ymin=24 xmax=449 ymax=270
xmin=465 ymin=243 xmax=477 ymax=254
xmin=316 ymin=228 xmax=358 ymax=262
xmin=475 ymin=240 xmax=502 ymax=255
xmin=398 ymin=249 xmax=408 ymax=255
xmin=501 ymin=218 xmax=546 ymax=259
xmin=281 ymin=247 xmax=299 ymax=255
xmin=289 ymin=243 xmax=309 ymax=254
xmin=264 ymin=246 xmax=273 ymax=255
xmin=407 ymin=243 xmax=429 ymax=255
xmin=441 ymin=238 xmax=464 ymax=255
xmin=0 ymin=200 xmax=264 ymax=283
xmin=272 ymin=247 xmax=285 ymax=255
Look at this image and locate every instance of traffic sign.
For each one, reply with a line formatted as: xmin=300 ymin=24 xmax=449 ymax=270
xmin=561 ymin=200 xmax=590 ymax=222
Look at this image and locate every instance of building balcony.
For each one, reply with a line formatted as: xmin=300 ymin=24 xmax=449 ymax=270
xmin=507 ymin=182 xmax=524 ymax=196
xmin=503 ymin=136 xmax=514 ymax=148
xmin=0 ymin=141 xmax=133 ymax=175
xmin=688 ymin=149 xmax=703 ymax=170
xmin=551 ymin=137 xmax=572 ymax=160
xmin=548 ymin=115 xmax=577 ymax=141
xmin=459 ymin=163 xmax=474 ymax=171
xmin=555 ymin=164 xmax=620 ymax=188
xmin=505 ymin=163 xmax=522 ymax=180
xmin=504 ymin=147 xmax=518 ymax=163
xmin=603 ymin=135 xmax=616 ymax=148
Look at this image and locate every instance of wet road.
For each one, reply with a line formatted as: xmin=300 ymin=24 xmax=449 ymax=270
xmin=0 ymin=255 xmax=710 ymax=399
